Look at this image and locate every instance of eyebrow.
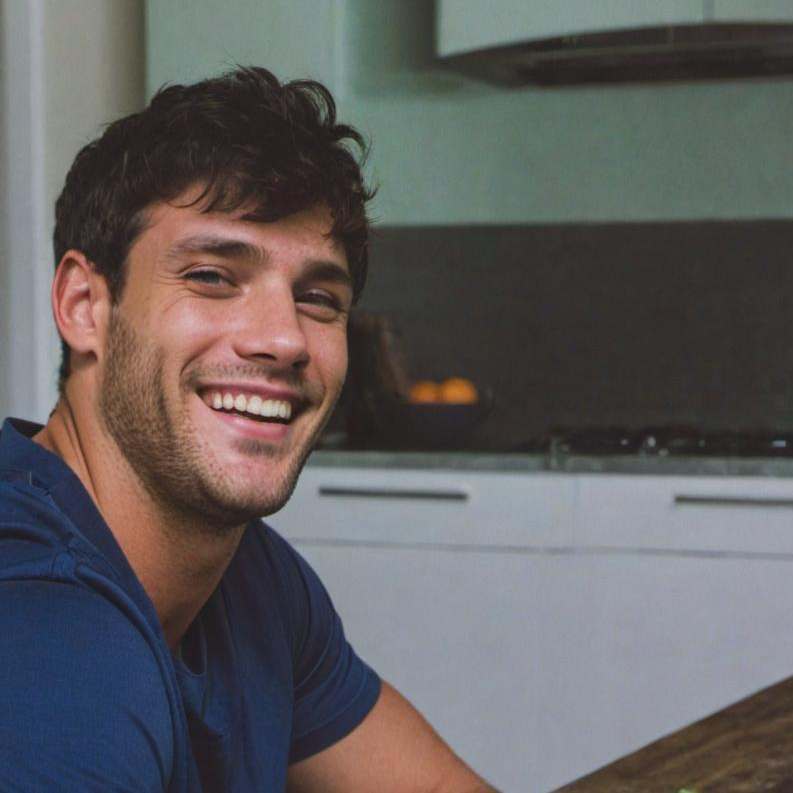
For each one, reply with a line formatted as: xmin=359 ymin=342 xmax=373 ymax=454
xmin=301 ymin=260 xmax=354 ymax=293
xmin=165 ymin=234 xmax=266 ymax=264
xmin=166 ymin=233 xmax=353 ymax=291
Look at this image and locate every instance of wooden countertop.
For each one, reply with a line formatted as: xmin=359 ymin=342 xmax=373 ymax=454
xmin=554 ymin=675 xmax=793 ymax=792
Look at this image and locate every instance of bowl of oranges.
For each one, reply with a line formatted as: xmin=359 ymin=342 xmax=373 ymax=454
xmin=390 ymin=377 xmax=492 ymax=449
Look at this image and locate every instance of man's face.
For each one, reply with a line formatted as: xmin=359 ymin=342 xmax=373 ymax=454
xmin=97 ymin=200 xmax=352 ymax=529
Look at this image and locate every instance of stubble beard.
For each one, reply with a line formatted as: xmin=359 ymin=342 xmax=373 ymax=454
xmin=98 ymin=310 xmax=323 ymax=535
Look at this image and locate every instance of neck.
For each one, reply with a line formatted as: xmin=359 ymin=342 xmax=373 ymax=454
xmin=33 ymin=395 xmax=246 ymax=649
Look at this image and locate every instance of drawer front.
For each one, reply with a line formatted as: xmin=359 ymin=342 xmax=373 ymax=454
xmin=577 ymin=474 xmax=793 ymax=554
xmin=270 ymin=467 xmax=576 ymax=547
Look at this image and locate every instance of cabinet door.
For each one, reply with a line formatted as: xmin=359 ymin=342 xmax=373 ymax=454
xmin=713 ymin=1 xmax=793 ymax=22
xmin=291 ymin=540 xmax=793 ymax=792
xmin=550 ymin=553 xmax=793 ymax=785
xmin=290 ymin=542 xmax=578 ymax=793
xmin=272 ymin=466 xmax=576 ymax=547
xmin=437 ymin=0 xmax=705 ymax=57
xmin=577 ymin=474 xmax=793 ymax=553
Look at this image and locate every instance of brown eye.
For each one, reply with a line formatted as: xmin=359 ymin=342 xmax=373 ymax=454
xmin=185 ymin=270 xmax=227 ymax=286
xmin=299 ymin=291 xmax=347 ymax=321
xmin=302 ymin=291 xmax=341 ymax=309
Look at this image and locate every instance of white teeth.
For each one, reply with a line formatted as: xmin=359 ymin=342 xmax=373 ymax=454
xmin=208 ymin=391 xmax=293 ymax=421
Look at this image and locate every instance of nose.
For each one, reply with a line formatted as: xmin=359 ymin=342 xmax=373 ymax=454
xmin=231 ymin=283 xmax=310 ymax=372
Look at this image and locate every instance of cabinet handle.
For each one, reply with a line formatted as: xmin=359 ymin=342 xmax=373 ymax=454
xmin=318 ymin=486 xmax=469 ymax=502
xmin=674 ymin=494 xmax=793 ymax=508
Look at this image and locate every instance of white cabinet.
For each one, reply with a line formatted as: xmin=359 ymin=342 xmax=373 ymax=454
xmin=437 ymin=1 xmax=709 ymax=57
xmin=290 ymin=544 xmax=557 ymax=792
xmin=270 ymin=465 xmax=793 ymax=791
xmin=273 ymin=466 xmax=576 ymax=547
xmin=437 ymin=0 xmax=793 ymax=59
xmin=713 ymin=1 xmax=793 ymax=22
xmin=577 ymin=473 xmax=793 ymax=553
xmin=543 ymin=553 xmax=793 ymax=787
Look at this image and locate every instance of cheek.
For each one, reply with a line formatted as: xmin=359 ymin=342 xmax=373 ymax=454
xmin=311 ymin=327 xmax=348 ymax=390
xmin=157 ymin=301 xmax=225 ymax=358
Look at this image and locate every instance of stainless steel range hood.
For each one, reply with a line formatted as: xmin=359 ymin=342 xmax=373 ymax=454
xmin=436 ymin=1 xmax=793 ymax=86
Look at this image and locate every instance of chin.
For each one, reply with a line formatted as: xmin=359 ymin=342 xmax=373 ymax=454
xmin=187 ymin=445 xmax=309 ymax=527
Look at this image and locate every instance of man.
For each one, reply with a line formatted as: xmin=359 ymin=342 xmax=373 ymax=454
xmin=0 ymin=67 xmax=498 ymax=792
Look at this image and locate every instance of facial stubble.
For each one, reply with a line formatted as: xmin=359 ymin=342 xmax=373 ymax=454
xmin=98 ymin=310 xmax=322 ymax=534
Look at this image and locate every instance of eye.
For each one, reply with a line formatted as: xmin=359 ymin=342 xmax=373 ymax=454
xmin=299 ymin=290 xmax=348 ymax=319
xmin=184 ymin=269 xmax=229 ymax=286
xmin=302 ymin=291 xmax=340 ymax=308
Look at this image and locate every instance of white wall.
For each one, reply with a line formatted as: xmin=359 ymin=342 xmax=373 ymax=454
xmin=0 ymin=0 xmax=42 ymax=421
xmin=0 ymin=0 xmax=144 ymax=422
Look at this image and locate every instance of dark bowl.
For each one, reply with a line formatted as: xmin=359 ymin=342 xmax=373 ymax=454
xmin=383 ymin=389 xmax=494 ymax=449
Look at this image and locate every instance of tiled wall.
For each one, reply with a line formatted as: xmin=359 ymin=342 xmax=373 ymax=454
xmin=345 ymin=220 xmax=793 ymax=450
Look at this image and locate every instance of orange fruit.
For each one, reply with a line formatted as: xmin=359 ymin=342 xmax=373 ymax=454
xmin=409 ymin=380 xmax=442 ymax=403
xmin=439 ymin=377 xmax=478 ymax=404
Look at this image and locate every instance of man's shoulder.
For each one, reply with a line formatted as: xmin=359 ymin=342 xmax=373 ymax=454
xmin=0 ymin=578 xmax=176 ymax=790
xmin=0 ymin=473 xmax=81 ymax=576
xmin=0 ymin=473 xmax=115 ymax=588
xmin=0 ymin=466 xmax=65 ymax=523
xmin=0 ymin=476 xmax=172 ymax=693
xmin=0 ymin=576 xmax=163 ymax=669
xmin=0 ymin=579 xmax=175 ymax=725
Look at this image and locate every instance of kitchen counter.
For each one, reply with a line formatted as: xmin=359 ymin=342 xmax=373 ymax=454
xmin=307 ymin=450 xmax=793 ymax=478
xmin=554 ymin=673 xmax=793 ymax=792
xmin=308 ymin=449 xmax=547 ymax=472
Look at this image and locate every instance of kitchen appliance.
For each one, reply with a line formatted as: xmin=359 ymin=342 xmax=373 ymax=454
xmin=542 ymin=427 xmax=793 ymax=457
xmin=437 ymin=0 xmax=793 ymax=86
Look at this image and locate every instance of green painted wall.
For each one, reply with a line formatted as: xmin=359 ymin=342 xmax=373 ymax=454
xmin=146 ymin=0 xmax=340 ymax=91
xmin=146 ymin=0 xmax=793 ymax=225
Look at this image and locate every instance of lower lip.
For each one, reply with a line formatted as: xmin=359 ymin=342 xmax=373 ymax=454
xmin=207 ymin=405 xmax=292 ymax=441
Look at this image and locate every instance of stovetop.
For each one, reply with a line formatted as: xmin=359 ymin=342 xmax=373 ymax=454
xmin=532 ymin=427 xmax=793 ymax=457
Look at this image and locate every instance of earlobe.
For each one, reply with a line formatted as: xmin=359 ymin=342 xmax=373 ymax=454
xmin=52 ymin=251 xmax=111 ymax=363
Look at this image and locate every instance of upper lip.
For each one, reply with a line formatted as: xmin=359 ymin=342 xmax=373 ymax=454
xmin=197 ymin=382 xmax=307 ymax=411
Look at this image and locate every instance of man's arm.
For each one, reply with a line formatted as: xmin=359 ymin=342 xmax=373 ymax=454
xmin=287 ymin=680 xmax=500 ymax=793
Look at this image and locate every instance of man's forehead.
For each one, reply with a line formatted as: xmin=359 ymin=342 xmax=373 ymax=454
xmin=140 ymin=200 xmax=347 ymax=265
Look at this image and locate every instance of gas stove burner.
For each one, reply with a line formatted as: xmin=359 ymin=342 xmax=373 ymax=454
xmin=549 ymin=427 xmax=793 ymax=457
xmin=551 ymin=428 xmax=642 ymax=456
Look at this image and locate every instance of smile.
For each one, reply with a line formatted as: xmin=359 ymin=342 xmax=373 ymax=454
xmin=199 ymin=389 xmax=299 ymax=425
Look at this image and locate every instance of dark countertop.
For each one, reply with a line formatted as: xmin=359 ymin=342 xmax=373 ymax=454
xmin=307 ymin=450 xmax=793 ymax=478
xmin=553 ymin=674 xmax=793 ymax=792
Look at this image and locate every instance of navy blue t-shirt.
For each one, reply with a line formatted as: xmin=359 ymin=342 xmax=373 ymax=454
xmin=0 ymin=418 xmax=380 ymax=792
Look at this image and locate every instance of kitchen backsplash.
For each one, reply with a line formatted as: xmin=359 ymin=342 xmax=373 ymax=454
xmin=329 ymin=220 xmax=793 ymax=451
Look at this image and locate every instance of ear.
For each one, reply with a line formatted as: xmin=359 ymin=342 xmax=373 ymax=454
xmin=51 ymin=250 xmax=112 ymax=368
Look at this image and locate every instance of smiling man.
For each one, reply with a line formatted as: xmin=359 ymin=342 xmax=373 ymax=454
xmin=0 ymin=68 xmax=497 ymax=792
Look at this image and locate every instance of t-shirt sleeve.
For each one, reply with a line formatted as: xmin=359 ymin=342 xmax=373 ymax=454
xmin=0 ymin=579 xmax=173 ymax=792
xmin=273 ymin=534 xmax=381 ymax=763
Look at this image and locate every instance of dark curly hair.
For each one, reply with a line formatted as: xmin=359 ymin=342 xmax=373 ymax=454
xmin=53 ymin=65 xmax=375 ymax=390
